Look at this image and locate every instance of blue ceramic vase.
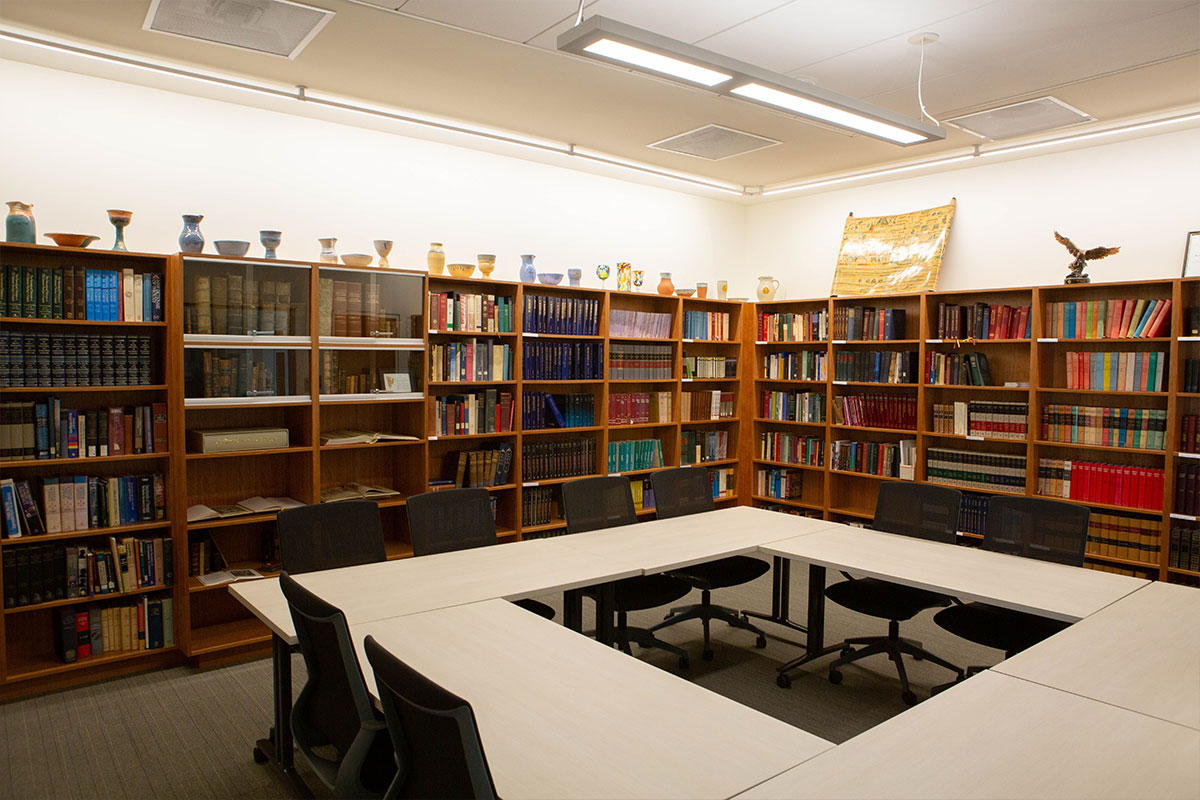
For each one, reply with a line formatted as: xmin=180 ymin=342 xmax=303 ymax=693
xmin=260 ymin=230 xmax=281 ymax=259
xmin=519 ymin=254 xmax=536 ymax=283
xmin=179 ymin=214 xmax=205 ymax=253
xmin=5 ymin=201 xmax=35 ymax=243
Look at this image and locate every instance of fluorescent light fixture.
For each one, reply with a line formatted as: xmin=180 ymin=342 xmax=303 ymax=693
xmin=559 ymin=16 xmax=943 ymax=146
xmin=582 ymin=38 xmax=731 ymax=86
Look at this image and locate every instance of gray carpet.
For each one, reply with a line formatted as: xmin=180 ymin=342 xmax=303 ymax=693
xmin=0 ymin=565 xmax=1005 ymax=800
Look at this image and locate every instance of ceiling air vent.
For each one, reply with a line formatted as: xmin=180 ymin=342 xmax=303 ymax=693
xmin=143 ymin=0 xmax=335 ymax=59
xmin=649 ymin=124 xmax=780 ymax=161
xmin=946 ymin=97 xmax=1093 ymax=141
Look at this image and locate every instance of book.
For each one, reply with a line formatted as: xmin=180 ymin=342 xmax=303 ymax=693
xmin=186 ymin=503 xmax=254 ymax=522
xmin=320 ymin=429 xmax=419 ymax=445
xmin=320 ymin=483 xmax=400 ymax=502
xmin=194 ymin=568 xmax=263 ymax=587
xmin=236 ymin=496 xmax=306 ymax=513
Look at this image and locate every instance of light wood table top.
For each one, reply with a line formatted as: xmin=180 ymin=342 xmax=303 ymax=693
xmin=353 ymin=599 xmax=833 ymax=800
xmin=735 ymin=671 xmax=1200 ymax=800
xmin=761 ymin=525 xmax=1146 ymax=622
xmin=994 ymin=581 xmax=1200 ymax=730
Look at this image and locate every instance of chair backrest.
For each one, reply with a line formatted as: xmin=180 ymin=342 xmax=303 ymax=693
xmin=872 ymin=482 xmax=961 ymax=544
xmin=650 ymin=467 xmax=715 ymax=520
xmin=364 ymin=635 xmax=499 ymax=800
xmin=280 ymin=572 xmax=379 ymax=759
xmin=406 ymin=488 xmax=497 ymax=557
xmin=277 ymin=500 xmax=387 ymax=575
xmin=561 ymin=476 xmax=638 ymax=534
xmin=983 ymin=495 xmax=1089 ymax=566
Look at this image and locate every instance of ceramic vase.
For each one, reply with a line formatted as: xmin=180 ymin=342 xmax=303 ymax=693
xmin=374 ymin=239 xmax=393 ymax=268
xmin=427 ymin=243 xmax=445 ymax=275
xmin=478 ymin=254 xmax=496 ymax=278
xmin=5 ymin=201 xmax=36 ymax=243
xmin=519 ymin=254 xmax=537 ymax=283
xmin=633 ymin=270 xmax=644 ymax=291
xmin=567 ymin=268 xmax=582 ymax=287
xmin=657 ymin=272 xmax=675 ymax=296
xmin=696 ymin=282 xmax=708 ymax=299
xmin=717 ymin=280 xmax=728 ymax=300
xmin=179 ymin=214 xmax=204 ymax=253
xmin=596 ymin=264 xmax=610 ymax=289
xmin=319 ymin=237 xmax=338 ymax=264
xmin=616 ymin=262 xmax=631 ymax=292
xmin=107 ymin=209 xmax=132 ymax=251
xmin=757 ymin=276 xmax=780 ymax=301
xmin=260 ymin=230 xmax=282 ymax=259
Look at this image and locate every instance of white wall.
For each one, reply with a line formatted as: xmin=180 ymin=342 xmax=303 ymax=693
xmin=745 ymin=127 xmax=1200 ymax=299
xmin=0 ymin=59 xmax=746 ymax=292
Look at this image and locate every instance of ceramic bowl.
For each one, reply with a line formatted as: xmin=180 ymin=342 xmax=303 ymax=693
xmin=342 ymin=253 xmax=373 ymax=267
xmin=44 ymin=233 xmax=99 ymax=248
xmin=448 ymin=263 xmax=476 ymax=279
xmin=538 ymin=272 xmax=564 ymax=285
xmin=675 ymin=288 xmax=696 ymax=297
xmin=214 ymin=240 xmax=250 ymax=257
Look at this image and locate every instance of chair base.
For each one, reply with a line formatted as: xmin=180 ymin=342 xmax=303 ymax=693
xmin=826 ymin=620 xmax=964 ymax=705
xmin=649 ymin=590 xmax=768 ymax=661
xmin=930 ymin=664 xmax=987 ymax=696
xmin=616 ymin=611 xmax=690 ymax=669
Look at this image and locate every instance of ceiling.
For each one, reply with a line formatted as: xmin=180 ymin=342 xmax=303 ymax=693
xmin=2 ymin=0 xmax=1198 ymax=189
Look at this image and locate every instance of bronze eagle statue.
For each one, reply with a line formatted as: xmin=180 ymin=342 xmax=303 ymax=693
xmin=1055 ymin=231 xmax=1120 ymax=284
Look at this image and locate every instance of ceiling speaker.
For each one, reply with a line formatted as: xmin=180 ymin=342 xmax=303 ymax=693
xmin=947 ymin=97 xmax=1093 ymax=141
xmin=649 ymin=124 xmax=779 ymax=161
xmin=143 ymin=0 xmax=335 ymax=59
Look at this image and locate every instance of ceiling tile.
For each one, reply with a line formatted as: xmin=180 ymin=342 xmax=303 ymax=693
xmin=524 ymin=0 xmax=791 ymax=49
xmin=399 ymin=0 xmax=582 ymax=42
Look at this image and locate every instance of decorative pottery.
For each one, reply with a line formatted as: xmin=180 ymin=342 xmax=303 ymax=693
xmin=596 ymin=264 xmax=610 ymax=289
xmin=448 ymin=263 xmax=475 ymax=279
xmin=567 ymin=268 xmax=582 ymax=287
xmin=657 ymin=272 xmax=675 ymax=296
xmin=215 ymin=240 xmax=250 ymax=257
xmin=717 ymin=280 xmax=728 ymax=300
xmin=179 ymin=214 xmax=204 ymax=253
xmin=342 ymin=253 xmax=373 ymax=267
xmin=616 ymin=262 xmax=631 ymax=292
xmin=427 ymin=243 xmax=445 ymax=275
xmin=757 ymin=275 xmax=780 ymax=301
xmin=675 ymin=288 xmax=695 ymax=298
xmin=5 ymin=201 xmax=35 ymax=243
xmin=374 ymin=240 xmax=393 ymax=268
xmin=696 ymin=283 xmax=708 ymax=299
xmin=319 ymin=237 xmax=338 ymax=264
xmin=44 ymin=233 xmax=99 ymax=248
xmin=633 ymin=270 xmax=644 ymax=290
xmin=107 ymin=209 xmax=132 ymax=251
xmin=260 ymin=230 xmax=282 ymax=259
xmin=477 ymin=254 xmax=496 ymax=278
xmin=519 ymin=254 xmax=537 ymax=283
xmin=538 ymin=272 xmax=564 ymax=285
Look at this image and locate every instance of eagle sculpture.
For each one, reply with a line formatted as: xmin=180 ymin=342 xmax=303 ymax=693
xmin=1055 ymin=231 xmax=1120 ymax=284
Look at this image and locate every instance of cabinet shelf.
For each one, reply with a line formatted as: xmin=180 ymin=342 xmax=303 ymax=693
xmin=753 ymin=459 xmax=825 ymax=472
xmin=1033 ymin=439 xmax=1165 ymax=455
xmin=751 ymin=495 xmax=824 ymax=511
xmin=5 ymin=584 xmax=173 ymax=615
xmin=2 ymin=452 xmax=170 ymax=468
xmin=0 ymin=520 xmax=171 ymax=547
xmin=5 ymin=646 xmax=180 ymax=684
xmin=185 ymin=446 xmax=311 ymax=460
xmin=1 ymin=385 xmax=167 ymax=394
xmin=0 ymin=316 xmax=166 ymax=328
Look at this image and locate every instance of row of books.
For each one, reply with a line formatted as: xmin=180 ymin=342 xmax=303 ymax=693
xmin=609 ymin=344 xmax=672 ymax=380
xmin=933 ymin=401 xmax=1028 ymax=440
xmin=3 ymin=265 xmax=163 ymax=322
xmin=3 ymin=537 xmax=173 ymax=609
xmin=610 ymin=309 xmax=671 ymax=339
xmin=681 ymin=430 xmax=729 ymax=464
xmin=957 ymin=493 xmax=990 ymax=536
xmin=1167 ymin=525 xmax=1200 ymax=571
xmin=756 ymin=468 xmax=806 ymax=500
xmin=192 ymin=350 xmax=285 ymax=398
xmin=834 ymin=393 xmax=917 ymax=430
xmin=185 ymin=274 xmax=295 ymax=336
xmin=833 ymin=306 xmax=907 ymax=341
xmin=523 ymin=341 xmax=602 ymax=381
xmin=757 ymin=309 xmax=828 ymax=342
xmin=1 ymin=472 xmax=166 ymax=537
xmin=606 ymin=438 xmax=664 ymax=473
xmin=0 ymin=400 xmax=167 ymax=461
xmin=1175 ymin=463 xmax=1200 ymax=516
xmin=524 ymin=439 xmax=595 ymax=481
xmin=326 ymin=278 xmax=397 ymax=338
xmin=759 ymin=432 xmax=824 ymax=466
xmin=1086 ymin=512 xmax=1161 ymax=565
xmin=928 ymin=449 xmax=1025 ymax=492
xmin=1041 ymin=404 xmax=1166 ymax=450
xmin=522 ymin=392 xmax=594 ymax=430
xmin=831 ymin=438 xmax=915 ymax=479
xmin=428 ymin=291 xmax=515 ymax=333
xmin=451 ymin=444 xmax=514 ymax=488
xmin=761 ymin=350 xmax=825 ymax=381
xmin=760 ymin=390 xmax=825 ymax=423
xmin=1045 ymin=297 xmax=1171 ymax=340
xmin=682 ymin=310 xmax=732 ymax=341
xmin=682 ymin=354 xmax=736 ymax=379
xmin=1182 ymin=360 xmax=1200 ymax=393
xmin=521 ymin=485 xmax=556 ymax=527
xmin=1039 ymin=459 xmax=1164 ymax=510
xmin=1063 ymin=351 xmax=1166 ymax=392
xmin=432 ymin=390 xmax=516 ymax=435
xmin=1182 ymin=415 xmax=1200 ymax=454
xmin=935 ymin=302 xmax=1030 ymax=341
xmin=707 ymin=467 xmax=735 ymax=499
xmin=521 ymin=295 xmax=600 ymax=336
xmin=608 ymin=392 xmax=672 ymax=425
xmin=680 ymin=390 xmax=735 ymax=421
xmin=319 ymin=350 xmax=394 ymax=395
xmin=631 ymin=477 xmax=656 ymax=511
xmin=925 ymin=351 xmax=995 ymax=386
xmin=429 ymin=340 xmax=513 ymax=382
xmin=53 ymin=597 xmax=174 ymax=663
xmin=833 ymin=350 xmax=917 ymax=384
xmin=0 ymin=331 xmax=154 ymax=388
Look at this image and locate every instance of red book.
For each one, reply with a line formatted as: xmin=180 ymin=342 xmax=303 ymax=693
xmin=151 ymin=402 xmax=168 ymax=453
xmin=75 ymin=610 xmax=92 ymax=659
xmin=1109 ymin=299 xmax=1124 ymax=338
xmin=1145 ymin=299 xmax=1172 ymax=338
xmin=108 ymin=408 xmax=125 ymax=456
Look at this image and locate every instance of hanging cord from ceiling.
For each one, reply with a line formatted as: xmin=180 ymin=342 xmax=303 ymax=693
xmin=914 ymin=32 xmax=940 ymax=126
xmin=574 ymin=0 xmax=586 ymax=28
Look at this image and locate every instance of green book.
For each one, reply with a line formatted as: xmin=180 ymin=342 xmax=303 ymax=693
xmin=52 ymin=268 xmax=63 ymax=319
xmin=22 ymin=266 xmax=36 ymax=317
xmin=6 ymin=265 xmax=20 ymax=317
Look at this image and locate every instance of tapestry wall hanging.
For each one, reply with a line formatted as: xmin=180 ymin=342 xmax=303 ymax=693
xmin=830 ymin=199 xmax=956 ymax=296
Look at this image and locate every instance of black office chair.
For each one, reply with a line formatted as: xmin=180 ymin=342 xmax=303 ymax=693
xmin=560 ymin=476 xmax=693 ymax=668
xmin=933 ymin=496 xmax=1089 ymax=681
xmin=406 ymin=488 xmax=555 ymax=620
xmin=815 ymin=483 xmax=965 ymax=705
xmin=278 ymin=500 xmax=387 ymax=574
xmin=646 ymin=467 xmax=770 ymax=661
xmin=280 ymin=572 xmax=396 ymax=798
xmin=363 ymin=635 xmax=499 ymax=800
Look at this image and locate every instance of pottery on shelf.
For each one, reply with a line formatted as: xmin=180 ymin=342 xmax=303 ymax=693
xmin=319 ymin=237 xmax=338 ymax=264
xmin=374 ymin=240 xmax=393 ymax=268
xmin=717 ymin=280 xmax=728 ymax=300
xmin=44 ymin=233 xmax=99 ymax=248
xmin=342 ymin=253 xmax=373 ymax=267
xmin=427 ymin=242 xmax=446 ymax=275
xmin=179 ymin=214 xmax=205 ymax=253
xmin=519 ymin=254 xmax=537 ymax=283
xmin=675 ymin=288 xmax=695 ymax=297
xmin=616 ymin=262 xmax=631 ymax=292
xmin=5 ymin=201 xmax=35 ymax=244
xmin=633 ymin=270 xmax=644 ymax=290
xmin=538 ymin=272 xmax=564 ymax=285
xmin=596 ymin=264 xmax=610 ymax=289
xmin=259 ymin=230 xmax=281 ymax=259
xmin=757 ymin=275 xmax=780 ymax=301
xmin=107 ymin=209 xmax=132 ymax=251
xmin=448 ymin=263 xmax=475 ymax=279
xmin=657 ymin=272 xmax=675 ymax=296
xmin=567 ymin=268 xmax=582 ymax=287
xmin=477 ymin=254 xmax=496 ymax=278
xmin=696 ymin=282 xmax=708 ymax=299
xmin=215 ymin=240 xmax=250 ymax=257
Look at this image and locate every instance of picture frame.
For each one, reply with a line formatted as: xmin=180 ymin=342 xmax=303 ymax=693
xmin=1183 ymin=231 xmax=1200 ymax=278
xmin=383 ymin=372 xmax=411 ymax=393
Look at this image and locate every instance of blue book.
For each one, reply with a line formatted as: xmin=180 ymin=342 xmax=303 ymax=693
xmin=0 ymin=479 xmax=22 ymax=537
xmin=122 ymin=476 xmax=138 ymax=524
xmin=34 ymin=401 xmax=49 ymax=459
xmin=84 ymin=270 xmax=96 ymax=320
xmin=66 ymin=409 xmax=79 ymax=458
xmin=149 ymin=273 xmax=163 ymax=322
xmin=1091 ymin=354 xmax=1102 ymax=391
xmin=1131 ymin=300 xmax=1155 ymax=338
xmin=147 ymin=599 xmax=164 ymax=650
xmin=107 ymin=271 xmax=119 ymax=321
xmin=1066 ymin=303 xmax=1076 ymax=338
xmin=1134 ymin=352 xmax=1144 ymax=391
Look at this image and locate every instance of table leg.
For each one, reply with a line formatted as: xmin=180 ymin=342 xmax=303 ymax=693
xmin=776 ymin=564 xmax=844 ymax=683
xmin=742 ymin=556 xmax=808 ymax=647
xmin=595 ymin=582 xmax=616 ymax=647
xmin=563 ymin=588 xmax=583 ymax=633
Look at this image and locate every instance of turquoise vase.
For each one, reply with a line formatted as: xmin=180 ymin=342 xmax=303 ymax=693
xmin=519 ymin=254 xmax=536 ymax=283
xmin=179 ymin=214 xmax=205 ymax=253
xmin=5 ymin=201 xmax=35 ymax=243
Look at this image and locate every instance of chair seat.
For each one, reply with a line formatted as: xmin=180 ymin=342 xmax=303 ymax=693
xmin=667 ymin=556 xmax=770 ymax=591
xmin=824 ymin=577 xmax=952 ymax=622
xmin=586 ymin=574 xmax=691 ymax=612
xmin=933 ymin=601 xmax=1069 ymax=654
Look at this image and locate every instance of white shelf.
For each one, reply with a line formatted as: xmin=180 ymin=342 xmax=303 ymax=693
xmin=185 ymin=395 xmax=310 ymax=407
xmin=184 ymin=334 xmax=311 ymax=348
xmin=319 ymin=392 xmax=424 ymax=403
xmin=318 ymin=336 xmax=424 ymax=349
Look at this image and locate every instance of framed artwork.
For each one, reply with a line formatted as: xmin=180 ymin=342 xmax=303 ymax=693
xmin=1183 ymin=231 xmax=1200 ymax=277
xmin=830 ymin=200 xmax=956 ymax=296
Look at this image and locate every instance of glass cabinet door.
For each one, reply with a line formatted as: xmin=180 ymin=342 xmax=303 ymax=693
xmin=317 ymin=267 xmax=424 ymax=344
xmin=183 ymin=345 xmax=311 ymax=405
xmin=182 ymin=257 xmax=311 ymax=341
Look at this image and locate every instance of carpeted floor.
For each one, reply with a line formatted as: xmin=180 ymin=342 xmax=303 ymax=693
xmin=0 ymin=564 xmax=1005 ymax=799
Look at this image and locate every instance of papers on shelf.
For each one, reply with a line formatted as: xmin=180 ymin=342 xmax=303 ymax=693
xmin=187 ymin=496 xmax=305 ymax=521
xmin=195 ymin=568 xmax=263 ymax=587
xmin=320 ymin=483 xmax=401 ymax=503
xmin=320 ymin=429 xmax=420 ymax=446
xmin=238 ymin=496 xmax=306 ymax=513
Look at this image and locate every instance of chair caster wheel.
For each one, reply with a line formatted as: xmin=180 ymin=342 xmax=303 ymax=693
xmin=902 ymin=690 xmax=918 ymax=706
xmin=253 ymin=746 xmax=268 ymax=765
xmin=913 ymin=653 xmax=924 ymax=661
xmin=755 ymin=634 xmax=767 ymax=648
xmin=679 ymin=656 xmax=690 ymax=669
xmin=829 ymin=669 xmax=843 ymax=685
xmin=840 ymin=647 xmax=853 ymax=658
xmin=702 ymin=648 xmax=714 ymax=661
xmin=776 ymin=673 xmax=792 ymax=689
